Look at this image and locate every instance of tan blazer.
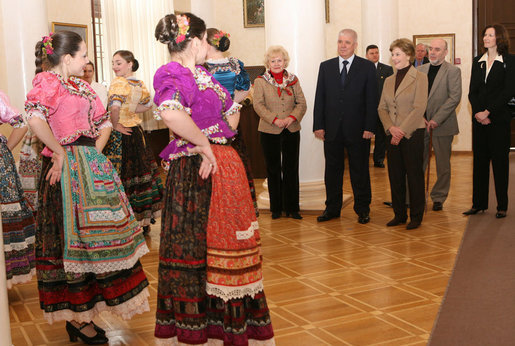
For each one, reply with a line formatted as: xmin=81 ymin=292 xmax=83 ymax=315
xmin=418 ymin=61 xmax=461 ymax=137
xmin=378 ymin=66 xmax=428 ymax=139
xmin=253 ymin=73 xmax=307 ymax=134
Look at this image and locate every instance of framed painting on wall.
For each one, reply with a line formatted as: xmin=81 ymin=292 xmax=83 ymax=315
xmin=243 ymin=0 xmax=264 ymax=28
xmin=413 ymin=33 xmax=455 ymax=64
xmin=51 ymin=22 xmax=88 ymax=46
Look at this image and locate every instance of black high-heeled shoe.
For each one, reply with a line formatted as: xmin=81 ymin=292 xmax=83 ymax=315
xmin=286 ymin=212 xmax=303 ymax=219
xmin=462 ymin=208 xmax=486 ymax=215
xmin=66 ymin=321 xmax=108 ymax=345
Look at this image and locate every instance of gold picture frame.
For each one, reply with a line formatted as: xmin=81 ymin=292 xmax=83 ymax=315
xmin=51 ymin=22 xmax=88 ymax=46
xmin=243 ymin=0 xmax=264 ymax=28
xmin=325 ymin=0 xmax=330 ymax=23
xmin=413 ymin=33 xmax=456 ymax=64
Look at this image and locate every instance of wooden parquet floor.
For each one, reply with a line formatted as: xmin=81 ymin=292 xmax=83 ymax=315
xmin=8 ymin=154 xmax=474 ymax=346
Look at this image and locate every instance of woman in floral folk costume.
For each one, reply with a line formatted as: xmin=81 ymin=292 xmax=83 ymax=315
xmin=0 ymin=91 xmax=36 ymax=289
xmin=205 ymin=28 xmax=259 ymax=215
xmin=103 ymin=50 xmax=164 ymax=234
xmin=25 ymin=31 xmax=150 ymax=344
xmin=153 ymin=13 xmax=275 ymax=345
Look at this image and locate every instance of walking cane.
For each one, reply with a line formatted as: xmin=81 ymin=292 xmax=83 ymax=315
xmin=425 ymin=128 xmax=433 ymax=213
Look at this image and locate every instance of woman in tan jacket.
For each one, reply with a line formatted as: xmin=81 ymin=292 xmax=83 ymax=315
xmin=378 ymin=38 xmax=428 ymax=230
xmin=253 ymin=45 xmax=307 ymax=219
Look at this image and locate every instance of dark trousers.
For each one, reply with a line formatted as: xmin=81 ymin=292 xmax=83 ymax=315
xmin=472 ymin=121 xmax=510 ymax=211
xmin=373 ymin=116 xmax=386 ymax=164
xmin=323 ymin=135 xmax=371 ymax=215
xmin=260 ymin=130 xmax=300 ymax=213
xmin=387 ymin=128 xmax=425 ymax=222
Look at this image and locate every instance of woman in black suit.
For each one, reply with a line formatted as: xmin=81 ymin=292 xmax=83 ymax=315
xmin=465 ymin=24 xmax=515 ymax=218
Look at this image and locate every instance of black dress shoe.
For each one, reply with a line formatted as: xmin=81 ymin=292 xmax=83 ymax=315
xmin=463 ymin=208 xmax=486 ymax=215
xmin=432 ymin=202 xmax=443 ymax=211
xmin=495 ymin=210 xmax=507 ymax=218
xmin=142 ymin=225 xmax=150 ymax=235
xmin=358 ymin=212 xmax=370 ymax=224
xmin=386 ymin=217 xmax=407 ymax=227
xmin=374 ymin=162 xmax=385 ymax=168
xmin=317 ymin=210 xmax=340 ymax=222
xmin=66 ymin=321 xmax=109 ymax=345
xmin=286 ymin=212 xmax=303 ymax=219
xmin=406 ymin=220 xmax=421 ymax=230
xmin=271 ymin=212 xmax=281 ymax=219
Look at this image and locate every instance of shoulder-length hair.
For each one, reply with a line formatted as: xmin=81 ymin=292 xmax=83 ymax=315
xmin=482 ymin=24 xmax=510 ymax=55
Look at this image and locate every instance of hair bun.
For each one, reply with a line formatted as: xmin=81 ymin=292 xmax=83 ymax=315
xmin=218 ymin=36 xmax=230 ymax=52
xmin=155 ymin=14 xmax=178 ymax=45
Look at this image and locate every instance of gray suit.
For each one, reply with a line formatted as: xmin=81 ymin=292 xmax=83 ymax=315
xmin=418 ymin=61 xmax=461 ymax=203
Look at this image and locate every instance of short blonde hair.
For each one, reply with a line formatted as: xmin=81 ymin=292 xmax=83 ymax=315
xmin=390 ymin=38 xmax=415 ymax=63
xmin=264 ymin=45 xmax=290 ymax=69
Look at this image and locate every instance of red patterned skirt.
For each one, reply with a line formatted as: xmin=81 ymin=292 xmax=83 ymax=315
xmin=155 ymin=145 xmax=274 ymax=345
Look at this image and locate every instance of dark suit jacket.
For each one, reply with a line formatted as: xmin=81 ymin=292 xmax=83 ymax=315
xmin=468 ymin=53 xmax=515 ymax=125
xmin=313 ymin=56 xmax=378 ymax=142
xmin=377 ymin=62 xmax=394 ymax=101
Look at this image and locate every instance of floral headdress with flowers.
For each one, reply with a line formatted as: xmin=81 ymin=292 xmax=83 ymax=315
xmin=175 ymin=15 xmax=190 ymax=43
xmin=41 ymin=33 xmax=54 ymax=57
xmin=211 ymin=31 xmax=230 ymax=48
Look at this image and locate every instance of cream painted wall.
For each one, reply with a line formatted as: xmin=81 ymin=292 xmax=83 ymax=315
xmin=46 ymin=0 xmax=94 ymax=62
xmin=212 ymin=0 xmax=265 ymax=66
xmin=174 ymin=0 xmax=191 ymax=13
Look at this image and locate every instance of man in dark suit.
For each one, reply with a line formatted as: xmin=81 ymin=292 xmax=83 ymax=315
xmin=413 ymin=43 xmax=429 ymax=67
xmin=419 ymin=38 xmax=461 ymax=211
xmin=366 ymin=44 xmax=394 ymax=168
xmin=313 ymin=29 xmax=378 ymax=224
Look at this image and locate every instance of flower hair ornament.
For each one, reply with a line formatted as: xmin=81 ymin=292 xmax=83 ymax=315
xmin=42 ymin=33 xmax=54 ymax=57
xmin=211 ymin=31 xmax=230 ymax=47
xmin=175 ymin=15 xmax=190 ymax=43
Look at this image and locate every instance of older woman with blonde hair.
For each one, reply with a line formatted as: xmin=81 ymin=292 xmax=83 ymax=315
xmin=378 ymin=38 xmax=428 ymax=230
xmin=253 ymin=45 xmax=307 ymax=219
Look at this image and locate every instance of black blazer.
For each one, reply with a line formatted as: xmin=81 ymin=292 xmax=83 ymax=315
xmin=377 ymin=62 xmax=394 ymax=101
xmin=313 ymin=56 xmax=378 ymax=142
xmin=468 ymin=53 xmax=515 ymax=124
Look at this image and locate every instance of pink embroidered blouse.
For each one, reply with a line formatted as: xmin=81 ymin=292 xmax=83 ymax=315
xmin=0 ymin=90 xmax=25 ymax=129
xmin=25 ymin=71 xmax=111 ymax=157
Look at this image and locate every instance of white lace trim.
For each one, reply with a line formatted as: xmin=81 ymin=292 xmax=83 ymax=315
xmin=155 ymin=336 xmax=275 ymax=346
xmin=1 ymin=202 xmax=22 ymax=212
xmin=25 ymin=109 xmax=47 ymax=122
xmin=43 ymin=287 xmax=150 ymax=324
xmin=4 ymin=235 xmax=35 ymax=252
xmin=98 ymin=120 xmax=113 ymax=130
xmin=236 ymin=221 xmax=259 ymax=240
xmin=206 ymin=279 xmax=264 ymax=302
xmin=63 ymin=241 xmax=149 ymax=274
xmin=223 ymin=102 xmax=242 ymax=117
xmin=6 ymin=268 xmax=36 ymax=289
xmin=154 ymin=99 xmax=192 ymax=120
